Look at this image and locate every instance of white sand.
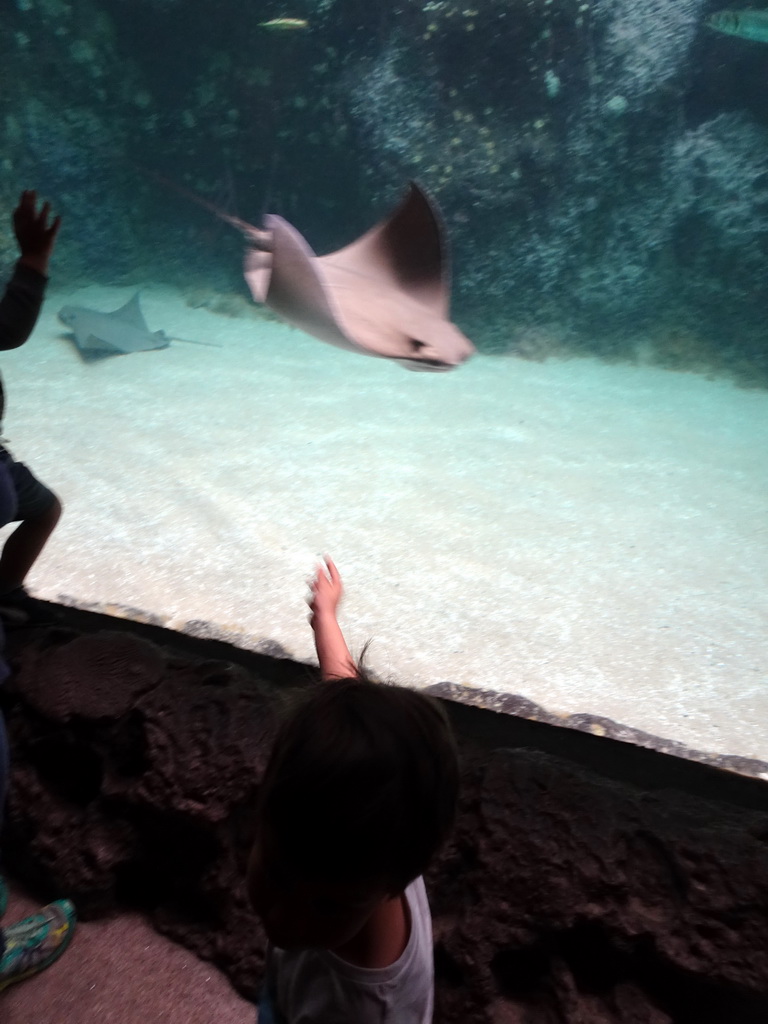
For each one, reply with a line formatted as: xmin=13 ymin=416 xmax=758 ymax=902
xmin=2 ymin=283 xmax=767 ymax=762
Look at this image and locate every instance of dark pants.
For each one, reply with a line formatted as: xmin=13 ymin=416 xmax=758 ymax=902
xmin=0 ymin=449 xmax=15 ymax=962
xmin=0 ymin=709 xmax=7 ymax=959
xmin=258 ymin=989 xmax=278 ymax=1024
xmin=0 ymin=710 xmax=7 ymax=814
xmin=0 ymin=446 xmax=56 ymax=523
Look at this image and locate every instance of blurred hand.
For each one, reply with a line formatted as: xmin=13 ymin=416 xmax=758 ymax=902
xmin=307 ymin=555 xmax=343 ymax=623
xmin=13 ymin=190 xmax=61 ymax=274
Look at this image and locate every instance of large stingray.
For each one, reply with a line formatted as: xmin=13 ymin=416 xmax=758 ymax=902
xmin=243 ymin=184 xmax=475 ymax=371
xmin=165 ymin=175 xmax=476 ymax=371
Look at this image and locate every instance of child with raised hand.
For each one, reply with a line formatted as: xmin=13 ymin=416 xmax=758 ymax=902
xmin=0 ymin=190 xmax=75 ymax=990
xmin=248 ymin=556 xmax=460 ymax=1023
xmin=0 ymin=189 xmax=64 ymax=623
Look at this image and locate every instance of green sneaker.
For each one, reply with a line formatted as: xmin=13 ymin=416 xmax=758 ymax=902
xmin=0 ymin=899 xmax=76 ymax=991
xmin=0 ymin=877 xmax=7 ymax=918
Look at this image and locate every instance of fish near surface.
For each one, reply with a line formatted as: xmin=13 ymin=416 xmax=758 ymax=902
xmin=706 ymin=9 xmax=768 ymax=41
xmin=258 ymin=18 xmax=309 ymax=31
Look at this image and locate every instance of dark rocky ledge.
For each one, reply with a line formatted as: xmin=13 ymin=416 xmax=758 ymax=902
xmin=1 ymin=603 xmax=767 ymax=1022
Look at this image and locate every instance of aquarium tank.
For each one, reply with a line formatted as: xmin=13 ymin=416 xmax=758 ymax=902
xmin=0 ymin=0 xmax=766 ymax=773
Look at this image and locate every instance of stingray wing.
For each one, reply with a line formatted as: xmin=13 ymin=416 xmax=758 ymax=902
xmin=244 ymin=214 xmax=373 ymax=356
xmin=112 ymin=292 xmax=151 ymax=332
xmin=311 ymin=262 xmax=454 ymax=361
xmin=320 ymin=182 xmax=450 ymax=318
xmin=79 ymin=325 xmax=169 ymax=355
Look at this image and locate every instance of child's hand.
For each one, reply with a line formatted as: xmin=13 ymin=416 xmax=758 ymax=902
xmin=307 ymin=555 xmax=343 ymax=623
xmin=307 ymin=557 xmax=356 ymax=679
xmin=13 ymin=190 xmax=61 ymax=275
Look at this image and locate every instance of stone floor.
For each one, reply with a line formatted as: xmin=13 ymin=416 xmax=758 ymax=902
xmin=2 ymin=883 xmax=255 ymax=1024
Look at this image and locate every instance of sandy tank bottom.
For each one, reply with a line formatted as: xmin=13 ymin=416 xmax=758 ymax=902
xmin=1 ymin=282 xmax=766 ymax=765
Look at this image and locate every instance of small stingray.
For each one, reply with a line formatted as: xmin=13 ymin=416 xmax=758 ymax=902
xmin=152 ymin=171 xmax=476 ymax=371
xmin=58 ymin=293 xmax=216 ymax=358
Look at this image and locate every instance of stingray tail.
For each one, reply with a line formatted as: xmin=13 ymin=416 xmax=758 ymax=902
xmin=259 ymin=151 xmax=279 ymax=224
xmin=171 ymin=335 xmax=223 ymax=349
xmin=135 ymin=164 xmax=272 ymax=249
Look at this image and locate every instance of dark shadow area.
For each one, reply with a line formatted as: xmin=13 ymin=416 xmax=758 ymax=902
xmin=31 ymin=729 xmax=104 ymax=805
xmin=490 ymin=921 xmax=768 ymax=1023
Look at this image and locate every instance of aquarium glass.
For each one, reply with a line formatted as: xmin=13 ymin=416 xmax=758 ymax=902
xmin=1 ymin=0 xmax=766 ymax=770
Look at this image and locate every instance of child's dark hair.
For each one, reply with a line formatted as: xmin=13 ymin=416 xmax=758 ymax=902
xmin=256 ymin=668 xmax=460 ymax=895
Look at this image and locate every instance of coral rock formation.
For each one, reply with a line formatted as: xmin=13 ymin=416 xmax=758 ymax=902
xmin=2 ymin=621 xmax=767 ymax=1020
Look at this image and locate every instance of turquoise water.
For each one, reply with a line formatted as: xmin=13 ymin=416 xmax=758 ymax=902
xmin=1 ymin=282 xmax=765 ymax=766
xmin=1 ymin=1 xmax=767 ymax=766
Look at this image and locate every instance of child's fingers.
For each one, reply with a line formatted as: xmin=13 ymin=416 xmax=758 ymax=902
xmin=308 ymin=565 xmax=328 ymax=595
xmin=323 ymin=555 xmax=340 ymax=586
xmin=307 ymin=557 xmax=340 ymax=602
xmin=311 ymin=558 xmax=333 ymax=586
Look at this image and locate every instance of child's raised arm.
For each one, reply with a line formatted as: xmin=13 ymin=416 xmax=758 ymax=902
xmin=307 ymin=556 xmax=358 ymax=681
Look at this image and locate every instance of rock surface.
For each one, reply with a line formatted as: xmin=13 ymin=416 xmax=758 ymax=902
xmin=2 ymin=621 xmax=767 ymax=1021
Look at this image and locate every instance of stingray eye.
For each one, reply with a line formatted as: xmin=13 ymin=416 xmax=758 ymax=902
xmin=409 ymin=338 xmax=426 ymax=353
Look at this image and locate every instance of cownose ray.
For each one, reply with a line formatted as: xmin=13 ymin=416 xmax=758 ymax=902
xmin=156 ymin=172 xmax=477 ymax=371
xmin=58 ymin=292 xmax=216 ymax=358
xmin=243 ymin=183 xmax=476 ymax=371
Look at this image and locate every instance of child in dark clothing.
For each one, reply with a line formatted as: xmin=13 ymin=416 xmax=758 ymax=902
xmin=248 ymin=556 xmax=460 ymax=1023
xmin=0 ymin=189 xmax=63 ymax=622
xmin=0 ymin=190 xmax=75 ymax=990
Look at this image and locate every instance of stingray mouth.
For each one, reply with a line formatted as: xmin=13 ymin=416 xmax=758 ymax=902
xmin=397 ymin=357 xmax=455 ymax=372
xmin=403 ymin=339 xmax=457 ymax=370
xmin=403 ymin=336 xmax=474 ymax=370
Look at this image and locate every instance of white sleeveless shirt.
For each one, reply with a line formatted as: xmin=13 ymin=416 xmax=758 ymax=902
xmin=264 ymin=876 xmax=434 ymax=1023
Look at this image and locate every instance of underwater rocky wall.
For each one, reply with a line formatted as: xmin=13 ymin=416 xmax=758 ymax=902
xmin=1 ymin=0 xmax=767 ymax=382
xmin=2 ymin=619 xmax=768 ymax=1023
